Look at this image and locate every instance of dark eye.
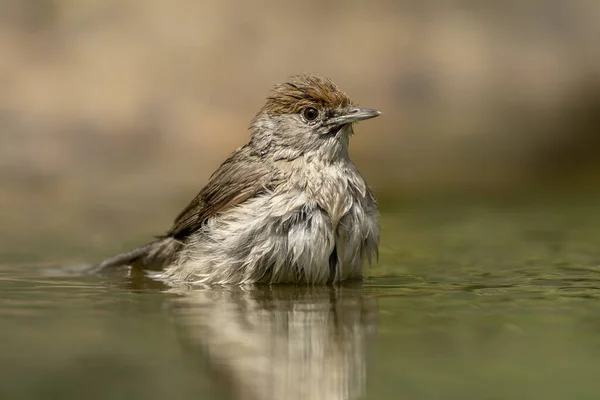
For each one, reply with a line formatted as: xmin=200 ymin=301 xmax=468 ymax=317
xmin=302 ymin=107 xmax=319 ymax=121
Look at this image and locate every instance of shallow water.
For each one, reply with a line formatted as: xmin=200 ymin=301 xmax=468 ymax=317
xmin=2 ymin=192 xmax=600 ymax=399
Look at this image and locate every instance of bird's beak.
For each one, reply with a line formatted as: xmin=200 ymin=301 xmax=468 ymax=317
xmin=329 ymin=107 xmax=382 ymax=127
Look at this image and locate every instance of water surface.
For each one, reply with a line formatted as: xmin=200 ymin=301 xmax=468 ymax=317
xmin=2 ymin=192 xmax=600 ymax=399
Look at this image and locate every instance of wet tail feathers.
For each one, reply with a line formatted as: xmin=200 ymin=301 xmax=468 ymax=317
xmin=88 ymin=237 xmax=182 ymax=273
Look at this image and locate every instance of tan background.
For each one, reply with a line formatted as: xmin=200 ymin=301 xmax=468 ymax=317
xmin=1 ymin=0 xmax=600 ymax=259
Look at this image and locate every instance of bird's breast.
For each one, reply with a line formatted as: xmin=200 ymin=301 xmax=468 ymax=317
xmin=302 ymin=163 xmax=353 ymax=229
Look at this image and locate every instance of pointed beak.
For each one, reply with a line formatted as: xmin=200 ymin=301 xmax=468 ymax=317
xmin=328 ymin=107 xmax=382 ymax=127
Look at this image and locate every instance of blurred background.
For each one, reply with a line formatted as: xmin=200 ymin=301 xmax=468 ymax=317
xmin=1 ymin=0 xmax=600 ymax=262
xmin=4 ymin=3 xmax=600 ymax=399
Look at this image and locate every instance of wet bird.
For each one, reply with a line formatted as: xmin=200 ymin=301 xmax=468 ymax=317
xmin=94 ymin=74 xmax=381 ymax=285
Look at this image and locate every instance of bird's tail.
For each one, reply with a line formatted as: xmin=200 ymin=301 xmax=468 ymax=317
xmin=87 ymin=237 xmax=182 ymax=274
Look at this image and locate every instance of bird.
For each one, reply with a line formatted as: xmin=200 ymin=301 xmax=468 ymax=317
xmin=93 ymin=74 xmax=381 ymax=285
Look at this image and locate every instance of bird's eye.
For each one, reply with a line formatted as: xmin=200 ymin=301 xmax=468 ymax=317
xmin=302 ymin=107 xmax=319 ymax=121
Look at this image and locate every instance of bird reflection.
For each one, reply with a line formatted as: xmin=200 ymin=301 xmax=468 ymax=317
xmin=168 ymin=284 xmax=379 ymax=400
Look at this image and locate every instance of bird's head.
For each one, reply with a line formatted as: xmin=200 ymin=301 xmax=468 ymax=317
xmin=250 ymin=74 xmax=381 ymax=161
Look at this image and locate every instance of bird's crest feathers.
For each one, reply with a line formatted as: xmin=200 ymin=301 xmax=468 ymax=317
xmin=262 ymin=74 xmax=353 ymax=115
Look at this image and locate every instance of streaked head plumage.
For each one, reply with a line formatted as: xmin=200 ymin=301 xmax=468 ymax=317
xmin=263 ymin=74 xmax=353 ymax=116
xmin=250 ymin=74 xmax=381 ymax=161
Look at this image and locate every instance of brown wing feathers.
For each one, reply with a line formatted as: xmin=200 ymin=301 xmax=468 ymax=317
xmin=167 ymin=148 xmax=274 ymax=238
xmin=92 ymin=147 xmax=274 ymax=271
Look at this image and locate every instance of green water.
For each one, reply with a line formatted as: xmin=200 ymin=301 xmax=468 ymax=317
xmin=2 ymin=191 xmax=600 ymax=399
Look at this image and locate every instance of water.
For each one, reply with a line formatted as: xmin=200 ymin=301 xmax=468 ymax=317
xmin=2 ymin=191 xmax=600 ymax=399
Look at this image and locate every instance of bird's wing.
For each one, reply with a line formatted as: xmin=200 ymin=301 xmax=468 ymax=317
xmin=166 ymin=147 xmax=277 ymax=239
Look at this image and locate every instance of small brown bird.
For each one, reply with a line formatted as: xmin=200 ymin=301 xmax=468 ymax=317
xmin=94 ymin=74 xmax=381 ymax=285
